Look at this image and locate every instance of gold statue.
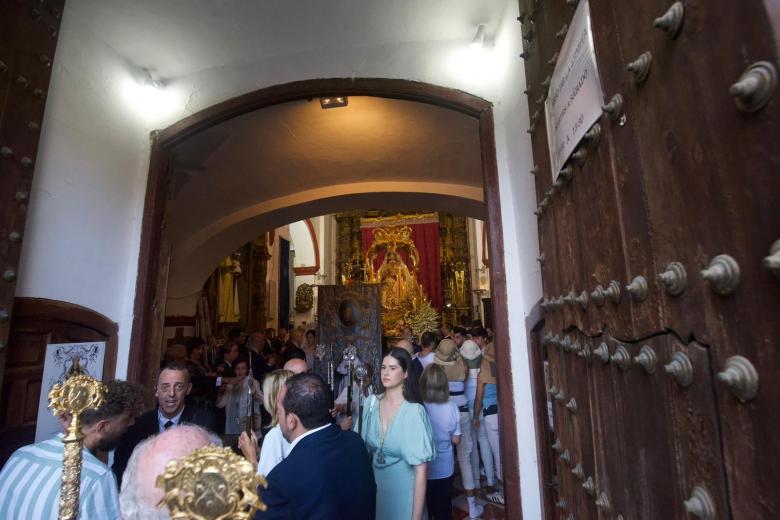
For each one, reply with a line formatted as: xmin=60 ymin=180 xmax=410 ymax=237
xmin=363 ymin=224 xmax=428 ymax=336
xmin=377 ymin=251 xmax=413 ymax=309
xmin=48 ymin=373 xmax=107 ymax=520
xmin=453 ymin=260 xmax=467 ymax=307
xmin=157 ymin=445 xmax=268 ymax=520
xmin=218 ymin=253 xmax=242 ymax=323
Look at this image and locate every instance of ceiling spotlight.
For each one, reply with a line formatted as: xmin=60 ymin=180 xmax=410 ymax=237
xmin=470 ymin=24 xmax=486 ymax=49
xmin=320 ymin=96 xmax=348 ymax=109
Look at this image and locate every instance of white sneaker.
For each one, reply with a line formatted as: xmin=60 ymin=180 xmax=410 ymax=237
xmin=468 ymin=502 xmax=484 ymax=519
xmin=486 ymin=490 xmax=505 ymax=506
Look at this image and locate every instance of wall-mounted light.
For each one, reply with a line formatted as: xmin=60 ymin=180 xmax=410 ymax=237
xmin=470 ymin=24 xmax=486 ymax=49
xmin=320 ymin=96 xmax=348 ymax=109
xmin=121 ymin=67 xmax=179 ymax=124
xmin=448 ymin=24 xmax=495 ymax=85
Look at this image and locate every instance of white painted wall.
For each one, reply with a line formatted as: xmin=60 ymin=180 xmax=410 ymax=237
xmin=289 ymin=220 xmax=316 ymax=269
xmin=15 ymin=10 xmax=152 ymax=379
xmin=21 ymin=0 xmax=542 ymax=514
xmin=490 ymin=2 xmax=544 ymax=518
xmin=289 ymin=217 xmax=320 ymax=326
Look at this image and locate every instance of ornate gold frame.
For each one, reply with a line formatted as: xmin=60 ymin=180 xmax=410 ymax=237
xmin=157 ymin=445 xmax=268 ymax=519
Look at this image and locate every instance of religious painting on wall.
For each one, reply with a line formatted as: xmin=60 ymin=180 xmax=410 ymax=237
xmin=316 ymin=285 xmax=382 ymax=389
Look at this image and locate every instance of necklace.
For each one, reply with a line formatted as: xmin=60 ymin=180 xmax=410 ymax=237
xmin=376 ymin=398 xmax=401 ymax=464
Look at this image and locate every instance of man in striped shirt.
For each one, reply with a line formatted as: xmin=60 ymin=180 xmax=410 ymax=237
xmin=0 ymin=380 xmax=145 ymax=519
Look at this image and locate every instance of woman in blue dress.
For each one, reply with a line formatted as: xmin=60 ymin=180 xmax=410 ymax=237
xmin=361 ymin=347 xmax=434 ymax=520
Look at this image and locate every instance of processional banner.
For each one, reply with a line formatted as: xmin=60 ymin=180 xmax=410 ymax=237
xmin=316 ymin=285 xmax=382 ymax=390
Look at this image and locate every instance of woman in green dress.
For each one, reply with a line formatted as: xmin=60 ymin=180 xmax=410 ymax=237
xmin=361 ymin=347 xmax=434 ymax=520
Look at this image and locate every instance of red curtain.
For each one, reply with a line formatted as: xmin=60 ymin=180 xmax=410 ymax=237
xmin=361 ymin=223 xmax=442 ymax=311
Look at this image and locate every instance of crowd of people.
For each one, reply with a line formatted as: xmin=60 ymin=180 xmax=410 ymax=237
xmin=0 ymin=322 xmax=503 ymax=520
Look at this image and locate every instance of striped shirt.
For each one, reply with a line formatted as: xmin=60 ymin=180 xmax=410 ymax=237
xmin=0 ymin=434 xmax=120 ymax=519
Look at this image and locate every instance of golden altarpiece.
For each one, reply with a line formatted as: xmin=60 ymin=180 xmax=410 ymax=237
xmin=336 ymin=211 xmax=476 ymax=336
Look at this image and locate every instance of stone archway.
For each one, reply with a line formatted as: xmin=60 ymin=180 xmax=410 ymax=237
xmin=129 ymin=77 xmax=522 ymax=516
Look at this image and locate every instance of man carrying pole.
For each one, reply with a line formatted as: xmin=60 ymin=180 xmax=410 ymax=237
xmin=0 ymin=376 xmax=144 ymax=519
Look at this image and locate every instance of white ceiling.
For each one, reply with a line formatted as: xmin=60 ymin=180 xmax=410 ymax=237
xmin=168 ymin=96 xmax=483 ymax=242
xmin=70 ymin=0 xmax=510 ymax=80
xmin=165 ymin=95 xmax=485 ymax=297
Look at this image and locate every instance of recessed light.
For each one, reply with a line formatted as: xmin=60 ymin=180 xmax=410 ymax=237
xmin=320 ymin=96 xmax=348 ymax=109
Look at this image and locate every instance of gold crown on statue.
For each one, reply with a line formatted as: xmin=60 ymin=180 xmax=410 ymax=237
xmin=157 ymin=446 xmax=268 ymax=520
xmin=372 ymin=224 xmax=413 ymax=244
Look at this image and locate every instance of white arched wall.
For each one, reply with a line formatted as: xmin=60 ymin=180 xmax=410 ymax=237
xmin=19 ymin=1 xmax=541 ymax=517
xmin=289 ymin=219 xmax=318 ymax=326
xmin=289 ymin=220 xmax=316 ymax=269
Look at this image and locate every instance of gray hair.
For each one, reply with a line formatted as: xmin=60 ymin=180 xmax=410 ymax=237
xmin=119 ymin=424 xmax=221 ymax=520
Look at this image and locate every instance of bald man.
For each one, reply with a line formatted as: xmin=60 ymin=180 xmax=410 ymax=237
xmin=395 ymin=339 xmax=414 ymax=357
xmin=283 ymin=357 xmax=309 ymax=375
xmin=119 ymin=425 xmax=220 ymax=519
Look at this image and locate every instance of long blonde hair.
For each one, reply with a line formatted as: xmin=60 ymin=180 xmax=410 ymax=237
xmin=262 ymin=369 xmax=294 ymax=427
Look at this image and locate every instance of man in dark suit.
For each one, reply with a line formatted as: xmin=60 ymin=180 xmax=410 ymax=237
xmin=247 ymin=331 xmax=273 ymax=381
xmin=256 ymin=373 xmax=375 ymax=519
xmin=112 ymin=362 xmax=216 ymax=487
xmin=281 ymin=327 xmax=306 ymax=365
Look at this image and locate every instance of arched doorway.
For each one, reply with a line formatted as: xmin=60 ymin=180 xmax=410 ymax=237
xmin=129 ymin=78 xmax=523 ymax=516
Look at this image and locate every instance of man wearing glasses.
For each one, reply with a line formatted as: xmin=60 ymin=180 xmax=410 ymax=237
xmin=111 ymin=362 xmax=216 ymax=487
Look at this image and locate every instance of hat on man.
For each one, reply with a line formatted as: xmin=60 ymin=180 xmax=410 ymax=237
xmin=434 ymin=338 xmax=467 ymax=381
xmin=459 ymin=339 xmax=482 ymax=369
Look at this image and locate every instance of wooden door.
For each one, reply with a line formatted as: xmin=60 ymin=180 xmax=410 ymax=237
xmin=0 ymin=298 xmax=117 ymax=467
xmin=0 ymin=0 xmax=65 ymax=390
xmin=522 ymin=0 xmax=780 ymax=517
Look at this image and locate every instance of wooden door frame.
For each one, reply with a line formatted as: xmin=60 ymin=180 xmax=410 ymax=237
xmin=525 ymin=302 xmax=553 ymax=519
xmin=11 ymin=297 xmax=119 ymax=382
xmin=128 ymin=77 xmax=523 ymax=516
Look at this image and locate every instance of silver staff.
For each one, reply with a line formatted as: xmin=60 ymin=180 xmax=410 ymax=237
xmin=342 ymin=345 xmax=358 ymax=417
xmin=354 ymin=364 xmax=368 ymax=434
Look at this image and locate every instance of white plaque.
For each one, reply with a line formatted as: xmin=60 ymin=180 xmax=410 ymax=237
xmin=35 ymin=342 xmax=106 ymax=442
xmin=544 ymin=0 xmax=604 ymax=178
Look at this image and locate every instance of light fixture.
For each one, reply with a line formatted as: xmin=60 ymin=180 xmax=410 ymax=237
xmin=320 ymin=96 xmax=348 ymax=109
xmin=470 ymin=24 xmax=486 ymax=49
xmin=121 ymin=67 xmax=180 ymax=124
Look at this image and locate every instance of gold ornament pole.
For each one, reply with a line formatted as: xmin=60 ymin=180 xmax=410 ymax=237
xmin=48 ymin=374 xmax=107 ymax=520
xmin=157 ymin=446 xmax=268 ymax=519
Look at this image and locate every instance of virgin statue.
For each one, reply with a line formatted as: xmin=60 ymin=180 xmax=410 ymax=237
xmin=377 ymin=252 xmax=412 ymax=310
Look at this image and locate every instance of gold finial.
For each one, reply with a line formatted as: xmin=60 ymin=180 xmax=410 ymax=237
xmin=48 ymin=374 xmax=107 ymax=520
xmin=156 ymin=446 xmax=268 ymax=519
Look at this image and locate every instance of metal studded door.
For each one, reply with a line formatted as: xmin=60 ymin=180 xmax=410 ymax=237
xmin=521 ymin=0 xmax=780 ymax=518
xmin=0 ymin=1 xmax=64 ymax=389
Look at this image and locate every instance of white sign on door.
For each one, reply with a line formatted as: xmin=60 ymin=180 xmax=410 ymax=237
xmin=544 ymin=0 xmax=604 ymax=178
xmin=35 ymin=342 xmax=106 ymax=442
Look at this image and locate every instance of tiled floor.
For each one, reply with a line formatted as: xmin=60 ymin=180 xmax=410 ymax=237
xmin=451 ymin=474 xmax=505 ymax=519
